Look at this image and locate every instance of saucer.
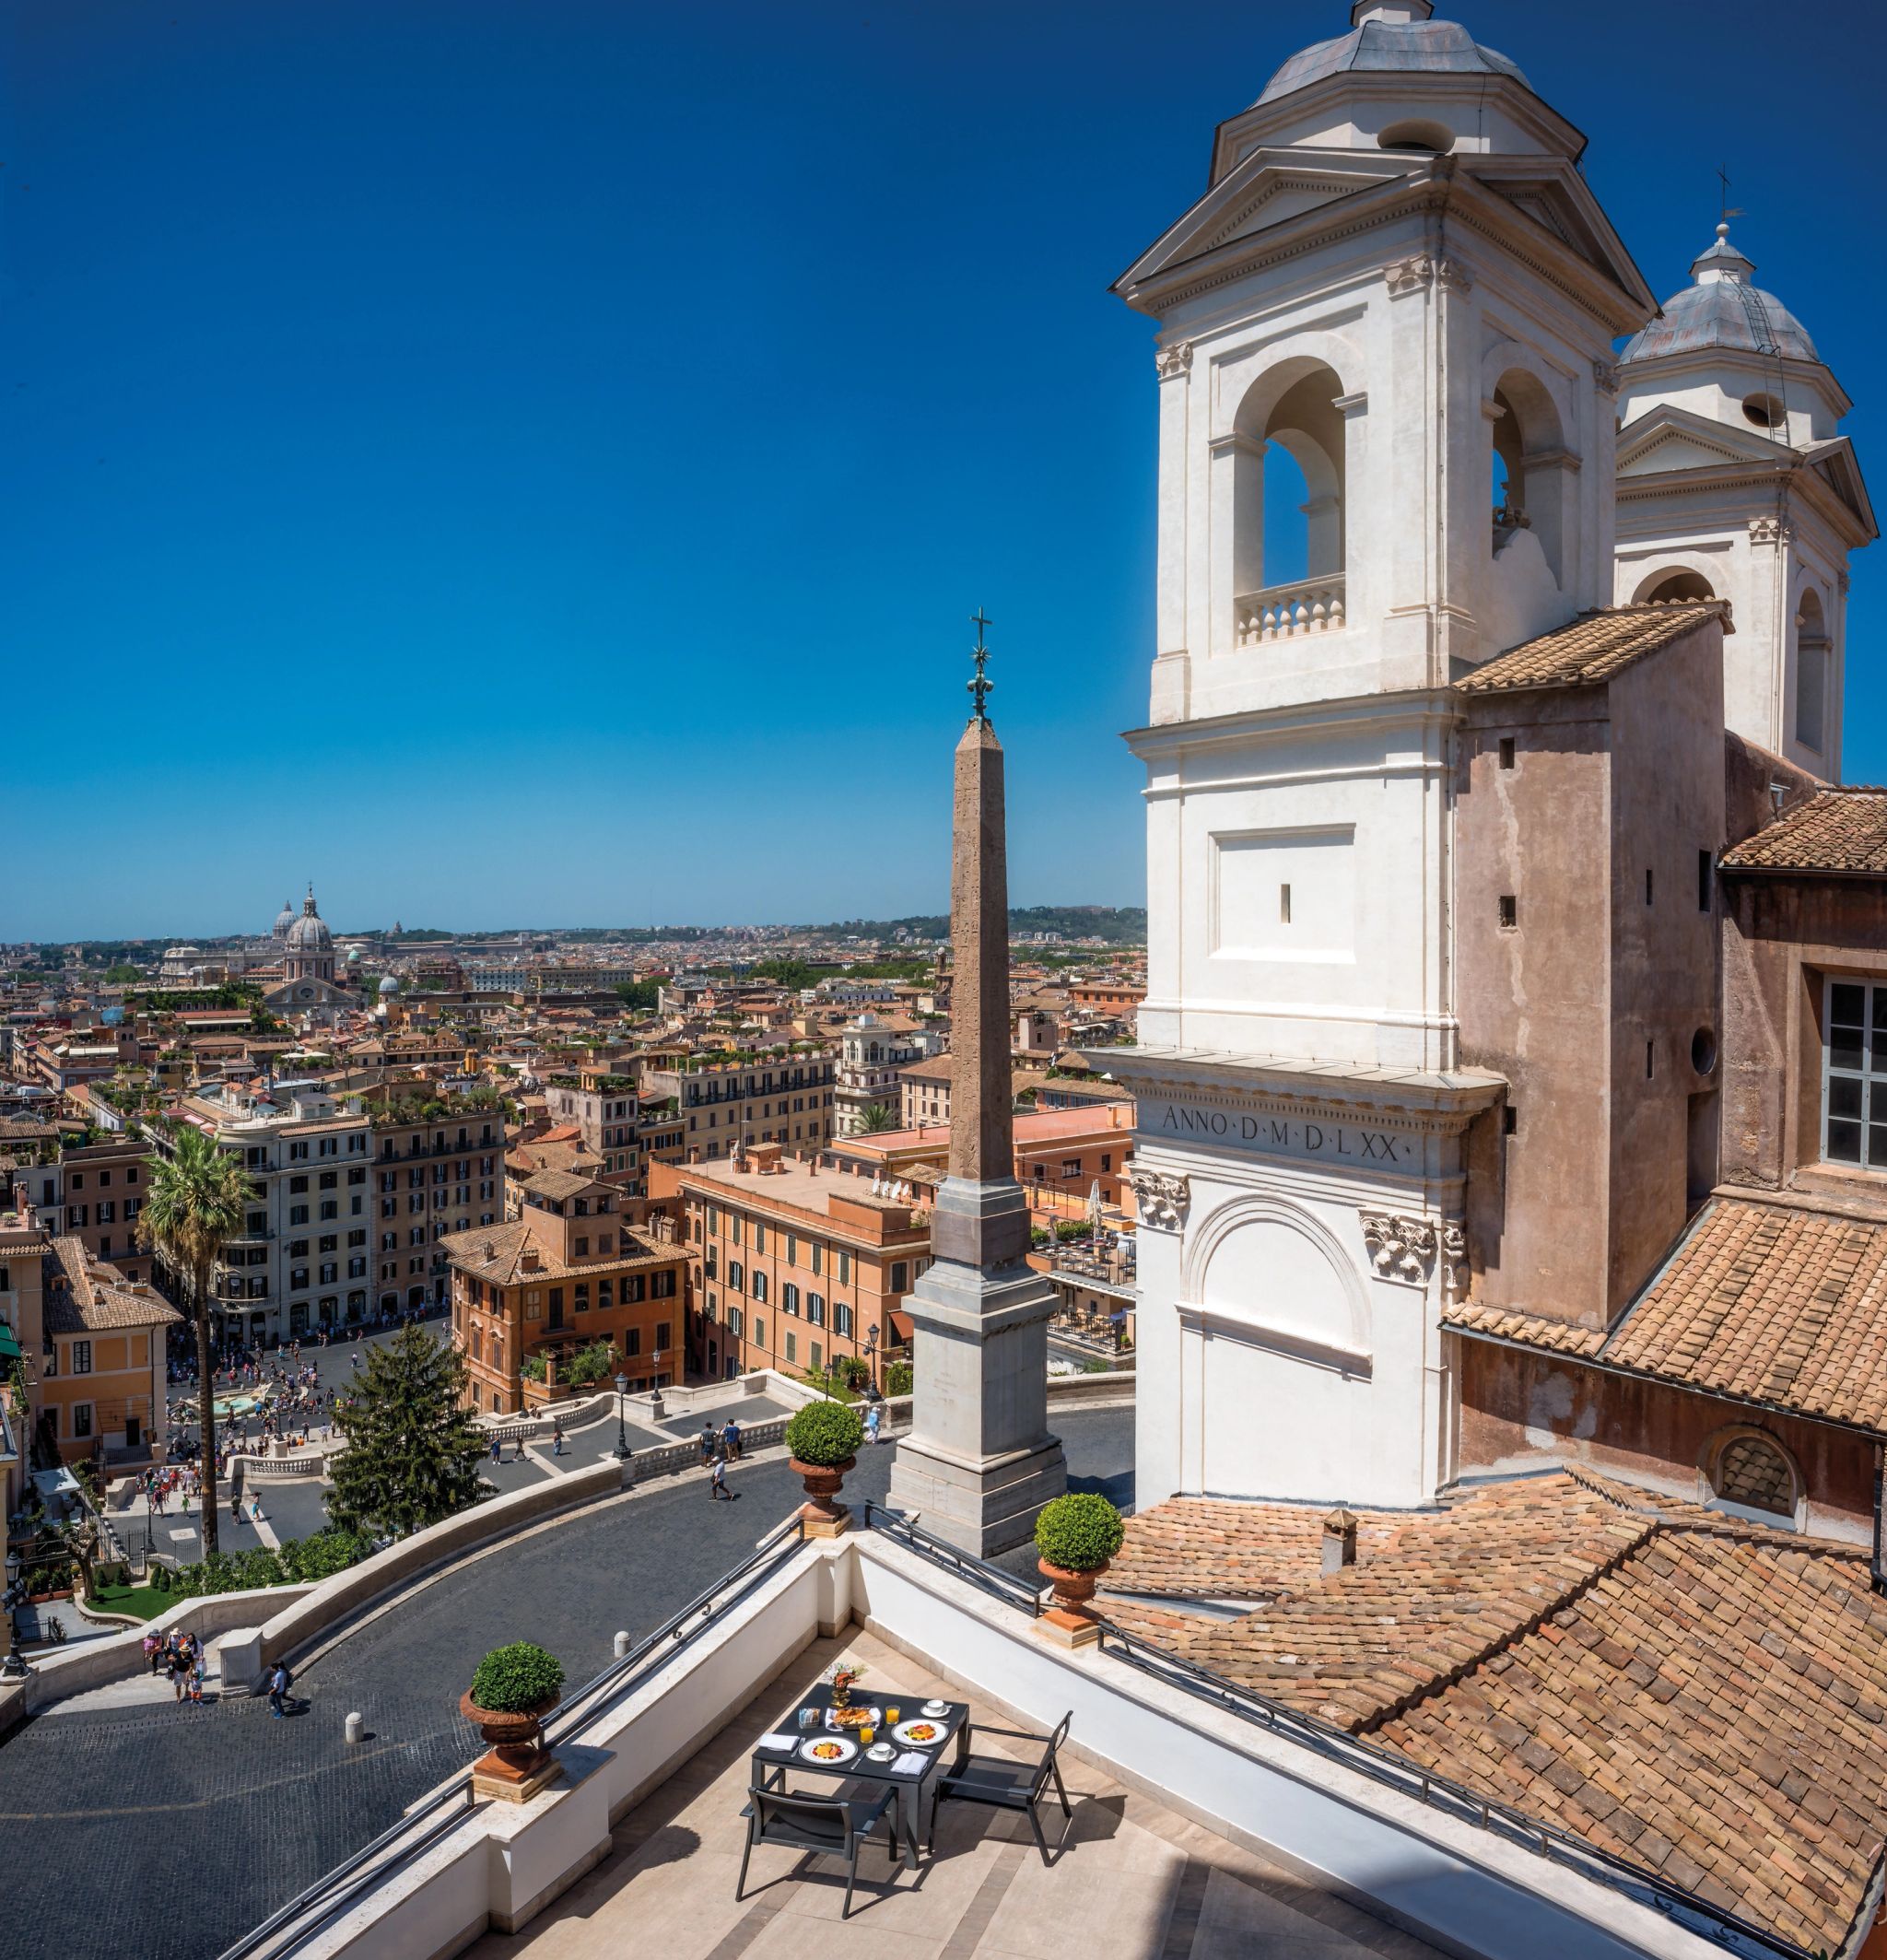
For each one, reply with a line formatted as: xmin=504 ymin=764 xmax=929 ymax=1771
xmin=921 ymin=1700 xmax=949 ymax=1718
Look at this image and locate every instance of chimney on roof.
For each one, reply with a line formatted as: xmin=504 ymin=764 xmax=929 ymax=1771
xmin=1321 ymin=1508 xmax=1358 ymax=1577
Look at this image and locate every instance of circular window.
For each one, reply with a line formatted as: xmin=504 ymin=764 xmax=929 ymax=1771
xmin=1691 ymin=1027 xmax=1718 ymax=1074
xmin=1742 ymin=392 xmax=1786 ymax=428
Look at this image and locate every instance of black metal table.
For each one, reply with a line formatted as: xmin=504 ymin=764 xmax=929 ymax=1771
xmin=750 ymin=1681 xmax=968 ymax=1868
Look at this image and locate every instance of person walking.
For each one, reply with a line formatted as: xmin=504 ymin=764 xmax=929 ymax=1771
xmin=267 ymin=1661 xmax=292 ymax=1719
xmin=709 ymin=1454 xmax=730 ymax=1501
xmin=489 ymin=1432 xmax=502 ymax=1464
xmin=699 ymin=1424 xmax=718 ymax=1467
xmin=721 ymin=1418 xmax=742 ymax=1462
xmin=143 ymin=1631 xmax=161 ymax=1676
xmin=551 ymin=1423 xmax=564 ymax=1459
xmin=864 ymin=1403 xmax=882 ymax=1447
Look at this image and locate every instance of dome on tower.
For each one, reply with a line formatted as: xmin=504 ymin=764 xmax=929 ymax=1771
xmin=286 ymin=886 xmax=333 ymax=952
xmin=1255 ymin=1 xmax=1528 ymax=108
xmin=1621 ymin=225 xmax=1820 ymax=367
xmin=272 ymin=898 xmax=297 ymax=941
xmin=378 ymin=974 xmax=401 ymax=997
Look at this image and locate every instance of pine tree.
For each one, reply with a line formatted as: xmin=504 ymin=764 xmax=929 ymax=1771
xmin=326 ymin=1325 xmax=490 ymax=1538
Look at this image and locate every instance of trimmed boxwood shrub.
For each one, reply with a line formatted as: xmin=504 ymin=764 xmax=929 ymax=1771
xmin=469 ymin=1641 xmax=565 ymax=1713
xmin=1034 ymin=1493 xmax=1124 ymax=1573
xmin=784 ymin=1399 xmax=863 ymax=1467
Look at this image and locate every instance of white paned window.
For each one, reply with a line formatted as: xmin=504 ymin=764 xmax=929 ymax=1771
xmin=1823 ymin=979 xmax=1887 ymax=1168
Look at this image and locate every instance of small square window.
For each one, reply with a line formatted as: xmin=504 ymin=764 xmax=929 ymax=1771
xmin=1498 ymin=736 xmax=1515 ymax=770
xmin=1503 ymin=1105 xmax=1518 ymax=1137
xmin=1498 ymin=895 xmax=1518 ymax=931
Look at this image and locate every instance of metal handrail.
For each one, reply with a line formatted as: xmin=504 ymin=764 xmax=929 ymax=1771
xmin=215 ymin=1778 xmax=479 ymax=1960
xmin=548 ymin=1511 xmax=808 ymax=1742
xmin=855 ymin=1512 xmax=1807 ymax=1960
xmin=861 ymin=1501 xmax=1043 ymax=1618
xmin=1091 ymin=1623 xmax=1808 ymax=1960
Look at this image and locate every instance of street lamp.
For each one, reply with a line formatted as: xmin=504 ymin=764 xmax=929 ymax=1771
xmin=648 ymin=1355 xmax=665 ymax=1426
xmin=613 ymin=1373 xmax=632 ymax=1461
xmin=2 ymin=1551 xmax=29 ymax=1677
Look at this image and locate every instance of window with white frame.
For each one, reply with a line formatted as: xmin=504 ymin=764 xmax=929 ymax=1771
xmin=1823 ymin=979 xmax=1887 ymax=1168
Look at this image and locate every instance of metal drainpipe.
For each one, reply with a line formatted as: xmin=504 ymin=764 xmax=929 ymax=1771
xmin=1873 ymin=1445 xmax=1886 ymax=1597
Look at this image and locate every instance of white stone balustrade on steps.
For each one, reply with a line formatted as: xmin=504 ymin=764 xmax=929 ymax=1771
xmin=1235 ymin=574 xmax=1346 ymax=644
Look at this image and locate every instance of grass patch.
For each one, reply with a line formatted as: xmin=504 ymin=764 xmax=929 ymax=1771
xmin=89 ymin=1583 xmax=169 ymax=1622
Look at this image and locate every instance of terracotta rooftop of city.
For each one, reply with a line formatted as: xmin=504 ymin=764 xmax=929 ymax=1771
xmin=1102 ymin=1467 xmax=1887 ymax=1954
xmin=1449 ymin=1192 xmax=1887 ymax=1434
xmin=1719 ymin=786 xmax=1887 ymax=874
xmin=439 ymin=1218 xmax=674 ymax=1287
xmin=42 ymin=1238 xmax=181 ymax=1335
xmin=1456 ymin=601 xmax=1729 ymax=694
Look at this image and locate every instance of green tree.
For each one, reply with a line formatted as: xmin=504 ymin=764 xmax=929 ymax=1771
xmin=856 ymin=1102 xmax=899 ymax=1134
xmin=614 ymin=980 xmax=661 ymax=1012
xmin=101 ymin=963 xmax=143 ymax=984
xmin=136 ymin=1128 xmax=251 ymax=1556
xmin=326 ymin=1326 xmax=490 ymax=1538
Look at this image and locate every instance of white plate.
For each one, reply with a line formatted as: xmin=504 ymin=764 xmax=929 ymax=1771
xmin=892 ymin=1718 xmax=948 ymax=1747
xmin=799 ymin=1734 xmax=858 ymax=1766
xmin=921 ymin=1699 xmax=949 ymax=1717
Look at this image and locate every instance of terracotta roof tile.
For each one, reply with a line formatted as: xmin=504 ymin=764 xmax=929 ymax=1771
xmin=1452 ymin=1197 xmax=1887 ymax=1433
xmin=1103 ymin=1496 xmax=1397 ymax=1600
xmin=1456 ymin=602 xmax=1727 ymax=695
xmin=1720 ymin=788 xmax=1887 ymax=874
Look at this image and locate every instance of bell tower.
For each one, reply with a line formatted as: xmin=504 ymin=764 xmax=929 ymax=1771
xmin=1106 ymin=4 xmax=1655 ymax=1509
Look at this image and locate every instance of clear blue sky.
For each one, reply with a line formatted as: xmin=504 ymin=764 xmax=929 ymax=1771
xmin=6 ymin=1 xmax=1882 ymax=941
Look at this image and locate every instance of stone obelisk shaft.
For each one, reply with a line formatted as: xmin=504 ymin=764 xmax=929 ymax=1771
xmin=889 ymin=671 xmax=1065 ymax=1555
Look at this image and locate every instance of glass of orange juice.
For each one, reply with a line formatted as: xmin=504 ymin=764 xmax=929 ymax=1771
xmin=860 ymin=1725 xmax=875 ymax=1748
xmin=886 ymin=1705 xmax=901 ymax=1725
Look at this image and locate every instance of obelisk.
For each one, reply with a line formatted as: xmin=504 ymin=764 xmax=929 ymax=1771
xmin=888 ymin=616 xmax=1066 ymax=1555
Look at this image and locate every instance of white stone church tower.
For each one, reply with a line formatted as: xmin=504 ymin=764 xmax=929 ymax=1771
xmin=1108 ymin=1 xmax=1656 ymax=1508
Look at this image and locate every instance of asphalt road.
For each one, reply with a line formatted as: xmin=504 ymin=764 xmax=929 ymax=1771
xmin=0 ymin=1407 xmax=1133 ymax=1960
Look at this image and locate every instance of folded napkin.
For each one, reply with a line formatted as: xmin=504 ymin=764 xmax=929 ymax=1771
xmin=893 ymin=1750 xmax=932 ymax=1775
xmin=757 ymin=1732 xmax=799 ymax=1753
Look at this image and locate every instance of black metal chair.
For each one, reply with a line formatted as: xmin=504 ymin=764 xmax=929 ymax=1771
xmin=929 ymin=1712 xmax=1073 ymax=1864
xmin=736 ymin=1775 xmax=901 ymax=1918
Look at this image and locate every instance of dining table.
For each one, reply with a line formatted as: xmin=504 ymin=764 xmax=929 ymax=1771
xmin=749 ymin=1680 xmax=970 ymax=1868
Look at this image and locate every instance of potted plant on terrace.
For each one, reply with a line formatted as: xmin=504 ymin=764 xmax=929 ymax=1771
xmin=460 ymin=1640 xmax=566 ymax=1802
xmin=785 ymin=1401 xmax=864 ymax=1538
xmin=1034 ymin=1493 xmax=1125 ymax=1649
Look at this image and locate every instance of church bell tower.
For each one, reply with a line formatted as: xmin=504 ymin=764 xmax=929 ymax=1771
xmin=1107 ymin=2 xmax=1656 ymax=1509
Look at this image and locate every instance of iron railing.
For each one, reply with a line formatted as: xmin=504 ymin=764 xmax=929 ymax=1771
xmin=861 ymin=1501 xmax=1043 ymax=1618
xmin=217 ymin=1513 xmax=813 ymax=1960
xmin=857 ymin=1511 xmax=1812 ymax=1960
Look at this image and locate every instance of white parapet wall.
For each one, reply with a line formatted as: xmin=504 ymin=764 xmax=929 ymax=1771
xmin=274 ymin=1527 xmax=1730 ymax=1960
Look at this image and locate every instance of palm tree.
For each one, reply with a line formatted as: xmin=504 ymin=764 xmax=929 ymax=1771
xmin=138 ymin=1127 xmax=250 ymax=1556
xmin=857 ymin=1103 xmax=899 ymax=1134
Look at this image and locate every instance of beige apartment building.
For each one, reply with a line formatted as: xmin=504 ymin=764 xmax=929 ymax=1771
xmin=8 ymin=1133 xmax=158 ymax=1285
xmin=650 ymin=1142 xmax=924 ymax=1385
xmin=542 ymin=1071 xmax=641 ymax=1196
xmin=639 ymin=1050 xmax=837 ymax=1164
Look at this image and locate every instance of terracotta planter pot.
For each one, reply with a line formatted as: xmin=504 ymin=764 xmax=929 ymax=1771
xmin=1038 ymin=1556 xmax=1109 ymax=1614
xmin=789 ymin=1453 xmax=855 ymax=1522
xmin=459 ymin=1690 xmax=559 ymax=1778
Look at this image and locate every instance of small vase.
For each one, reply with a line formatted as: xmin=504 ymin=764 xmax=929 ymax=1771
xmin=1037 ymin=1558 xmax=1108 ymax=1649
xmin=789 ymin=1453 xmax=855 ymax=1536
xmin=460 ymin=1690 xmax=561 ymax=1800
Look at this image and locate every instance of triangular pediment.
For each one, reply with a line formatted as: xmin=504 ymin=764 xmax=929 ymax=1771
xmin=1617 ymin=402 xmax=1789 ymax=477
xmin=1804 ymin=436 xmax=1878 ymax=535
xmin=1459 ymin=157 xmax=1652 ymax=309
xmin=1115 ymin=147 xmax=1415 ymax=292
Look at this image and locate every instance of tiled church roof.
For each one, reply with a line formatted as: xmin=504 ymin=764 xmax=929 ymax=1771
xmin=1719 ymin=787 xmax=1887 ymax=874
xmin=1456 ymin=602 xmax=1728 ymax=695
xmin=1447 ymin=1195 xmax=1887 ymax=1434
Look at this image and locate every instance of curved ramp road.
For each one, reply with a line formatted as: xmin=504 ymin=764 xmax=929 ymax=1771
xmin=0 ymin=1408 xmax=1132 ymax=1960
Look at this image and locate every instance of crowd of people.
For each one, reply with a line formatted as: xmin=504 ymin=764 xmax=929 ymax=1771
xmin=141 ymin=1626 xmax=210 ymax=1707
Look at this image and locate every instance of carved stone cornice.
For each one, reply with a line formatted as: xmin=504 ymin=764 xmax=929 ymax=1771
xmin=1155 ymin=342 xmax=1194 ymax=381
xmin=1749 ymin=516 xmax=1795 ymax=546
xmin=1129 ymin=1168 xmax=1190 ymax=1232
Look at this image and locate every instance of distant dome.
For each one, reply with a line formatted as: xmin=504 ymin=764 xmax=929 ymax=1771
xmin=272 ymin=898 xmax=297 ymax=941
xmin=346 ymin=946 xmax=362 ymax=965
xmin=1256 ymin=2 xmax=1528 ymax=107
xmin=1620 ymin=226 xmax=1820 ymax=367
xmin=378 ymin=975 xmax=401 ymax=997
xmin=286 ymin=886 xmax=333 ymax=952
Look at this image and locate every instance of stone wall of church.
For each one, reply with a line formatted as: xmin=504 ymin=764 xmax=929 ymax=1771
xmin=1455 ymin=1337 xmax=1875 ymax=1543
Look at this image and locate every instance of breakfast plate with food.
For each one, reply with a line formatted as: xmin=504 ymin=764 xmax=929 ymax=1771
xmin=891 ymin=1719 xmax=944 ymax=1746
xmin=800 ymin=1735 xmax=859 ymax=1766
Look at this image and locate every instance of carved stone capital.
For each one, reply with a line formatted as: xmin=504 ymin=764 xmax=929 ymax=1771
xmin=1155 ymin=341 xmax=1194 ymax=381
xmin=1749 ymin=516 xmax=1795 ymax=546
xmin=1359 ymin=1210 xmax=1444 ymax=1285
xmin=1591 ymin=358 xmax=1622 ymax=396
xmin=1129 ymin=1168 xmax=1190 ymax=1232
xmin=1386 ymin=254 xmax=1471 ymax=298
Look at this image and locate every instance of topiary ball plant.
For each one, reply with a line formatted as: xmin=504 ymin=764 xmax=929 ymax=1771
xmin=469 ymin=1640 xmax=565 ymax=1713
xmin=1035 ymin=1493 xmax=1125 ymax=1575
xmin=785 ymin=1399 xmax=864 ymax=1468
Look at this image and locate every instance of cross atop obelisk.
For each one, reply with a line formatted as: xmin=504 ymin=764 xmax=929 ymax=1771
xmin=888 ymin=612 xmax=1066 ymax=1555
